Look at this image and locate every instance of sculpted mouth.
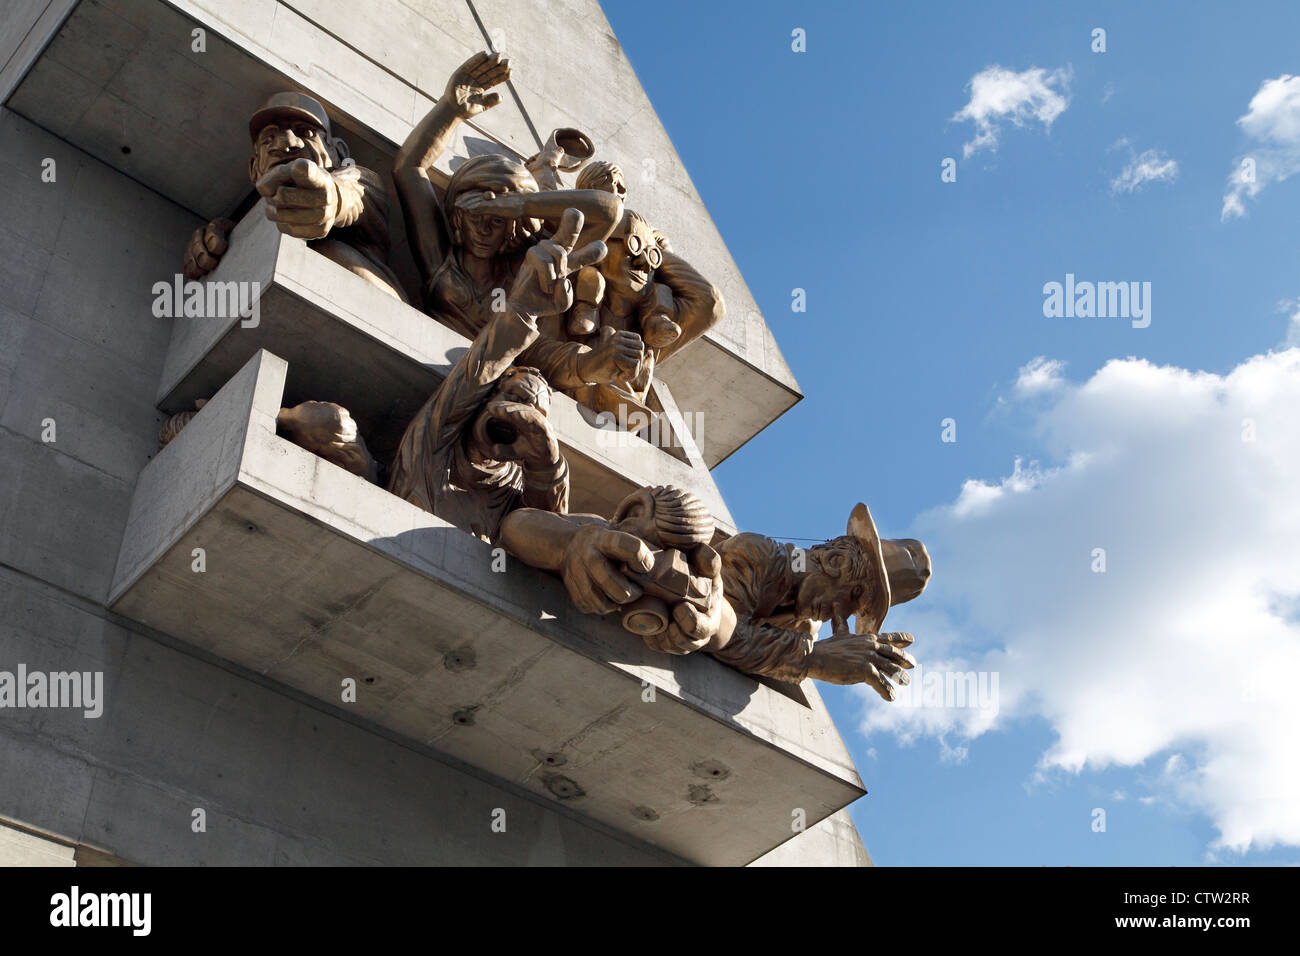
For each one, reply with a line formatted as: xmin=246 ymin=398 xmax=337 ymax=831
xmin=485 ymin=418 xmax=517 ymax=445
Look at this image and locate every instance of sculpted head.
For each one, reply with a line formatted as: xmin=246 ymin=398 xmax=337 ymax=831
xmin=611 ymin=485 xmax=714 ymax=550
xmin=446 ymin=154 xmax=540 ymax=260
xmin=247 ymin=92 xmax=347 ymax=182
xmin=599 ymin=210 xmax=661 ymax=297
xmin=796 ymin=535 xmax=884 ymax=631
xmin=576 ymin=160 xmax=627 ymax=199
xmin=469 ymin=366 xmax=551 ymax=462
xmin=790 ymin=503 xmax=928 ymax=633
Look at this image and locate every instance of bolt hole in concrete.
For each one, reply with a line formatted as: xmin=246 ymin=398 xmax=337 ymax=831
xmin=363 ymin=676 xmax=375 ymax=684
xmin=120 ymin=145 xmax=131 ymax=154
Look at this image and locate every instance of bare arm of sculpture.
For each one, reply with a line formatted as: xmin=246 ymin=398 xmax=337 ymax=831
xmin=498 ymin=509 xmax=653 ymax=613
xmin=518 ymin=321 xmax=644 ymax=389
xmin=394 ymin=51 xmax=512 ymax=289
xmin=651 ymin=249 xmax=725 ymax=365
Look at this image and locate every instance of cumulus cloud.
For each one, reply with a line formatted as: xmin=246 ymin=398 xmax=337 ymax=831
xmin=1222 ymin=75 xmax=1300 ymax=220
xmin=1111 ymin=147 xmax=1179 ymax=194
xmin=861 ymin=349 xmax=1300 ymax=853
xmin=952 ymin=65 xmax=1072 ymax=158
xmin=1014 ymin=356 xmax=1067 ymax=394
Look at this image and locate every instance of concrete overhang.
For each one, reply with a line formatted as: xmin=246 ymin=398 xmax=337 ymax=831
xmin=107 ymin=349 xmax=864 ymax=866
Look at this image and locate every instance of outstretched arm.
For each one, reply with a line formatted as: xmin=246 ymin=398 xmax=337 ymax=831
xmin=394 ymin=51 xmax=511 ymax=289
xmin=456 ymin=187 xmax=623 ymax=252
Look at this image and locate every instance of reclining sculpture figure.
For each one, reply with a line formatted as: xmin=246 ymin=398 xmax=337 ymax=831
xmin=498 ymin=491 xmax=931 ymax=699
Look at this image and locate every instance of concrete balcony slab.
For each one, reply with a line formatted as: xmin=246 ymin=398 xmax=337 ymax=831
xmin=108 ymin=349 xmax=864 ymax=865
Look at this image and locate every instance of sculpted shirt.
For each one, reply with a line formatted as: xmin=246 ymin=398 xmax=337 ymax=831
xmin=310 ymin=164 xmax=409 ymax=303
xmin=568 ymin=249 xmax=724 ymax=417
xmin=709 ymin=533 xmax=817 ymax=684
xmin=386 ymin=306 xmax=569 ymax=542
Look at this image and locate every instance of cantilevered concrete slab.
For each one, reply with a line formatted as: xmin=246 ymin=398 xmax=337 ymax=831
xmin=155 ymin=205 xmax=736 ymax=530
xmin=108 ymin=349 xmax=863 ymax=866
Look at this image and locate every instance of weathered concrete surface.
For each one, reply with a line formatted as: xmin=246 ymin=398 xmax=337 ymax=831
xmin=108 ymin=349 xmax=864 ymax=866
xmin=156 ymin=203 xmax=737 ymax=530
xmin=0 ymin=821 xmax=77 ymax=867
xmin=748 ymin=809 xmax=874 ymax=867
xmin=6 ymin=0 xmax=801 ymax=466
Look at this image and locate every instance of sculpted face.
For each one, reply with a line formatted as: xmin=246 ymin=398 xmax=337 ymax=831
xmin=470 ymin=369 xmax=550 ymax=461
xmin=593 ymin=166 xmax=626 ymax=198
xmin=456 ymin=208 xmax=512 ymax=260
xmin=250 ymin=119 xmax=333 ymax=180
xmin=599 ymin=217 xmax=659 ymax=296
xmin=795 ymin=540 xmax=875 ymax=630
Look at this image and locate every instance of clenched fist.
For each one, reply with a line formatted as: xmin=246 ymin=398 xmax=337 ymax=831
xmin=276 ymin=401 xmax=376 ymax=482
xmin=256 ymin=158 xmax=341 ymax=240
xmin=182 ymin=218 xmax=234 ymax=280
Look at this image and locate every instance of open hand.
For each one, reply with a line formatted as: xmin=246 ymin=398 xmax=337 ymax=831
xmin=444 ymin=51 xmax=511 ymax=119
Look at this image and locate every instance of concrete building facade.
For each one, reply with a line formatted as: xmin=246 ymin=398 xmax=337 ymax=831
xmin=0 ymin=0 xmax=871 ymax=866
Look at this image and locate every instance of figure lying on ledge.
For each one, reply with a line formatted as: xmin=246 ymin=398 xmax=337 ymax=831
xmin=498 ymin=492 xmax=931 ymax=700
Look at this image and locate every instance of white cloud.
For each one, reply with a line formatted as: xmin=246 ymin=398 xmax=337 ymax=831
xmin=861 ymin=348 xmax=1300 ymax=853
xmin=1278 ymin=298 xmax=1300 ymax=347
xmin=952 ymin=66 xmax=1072 ymax=158
xmin=1222 ymin=75 xmax=1300 ymax=220
xmin=1015 ymin=356 xmax=1067 ymax=394
xmin=1112 ymin=148 xmax=1179 ymax=194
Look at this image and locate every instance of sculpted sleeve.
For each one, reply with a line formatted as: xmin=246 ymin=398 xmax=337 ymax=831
xmin=331 ymin=164 xmax=390 ymax=250
xmin=709 ymin=621 xmax=814 ymax=684
xmin=653 ymin=249 xmax=724 ymax=366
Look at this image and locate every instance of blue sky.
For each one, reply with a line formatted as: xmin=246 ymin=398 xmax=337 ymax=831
xmin=604 ymin=0 xmax=1300 ymax=864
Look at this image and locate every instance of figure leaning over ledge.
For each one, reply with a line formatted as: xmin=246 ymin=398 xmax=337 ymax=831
xmin=386 ymin=209 xmax=607 ymax=542
xmin=182 ymin=92 xmax=408 ymax=303
xmin=394 ymin=51 xmax=643 ymax=397
xmin=499 ymin=496 xmax=930 ymax=700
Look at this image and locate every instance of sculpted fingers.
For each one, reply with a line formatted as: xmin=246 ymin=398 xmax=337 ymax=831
xmin=255 ymin=163 xmax=294 ymax=198
xmin=863 ymin=662 xmax=896 ymax=701
xmin=204 ymin=219 xmax=233 ymax=257
xmin=566 ymin=239 xmax=607 ymax=271
xmin=288 ymin=157 xmax=332 ymax=188
xmin=550 ymin=208 xmax=584 ymax=251
xmin=595 ymin=529 xmax=654 ymax=574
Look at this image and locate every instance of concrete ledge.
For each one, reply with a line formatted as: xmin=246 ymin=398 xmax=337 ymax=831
xmin=108 ymin=349 xmax=864 ymax=865
xmin=154 ymin=205 xmax=737 ymax=529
